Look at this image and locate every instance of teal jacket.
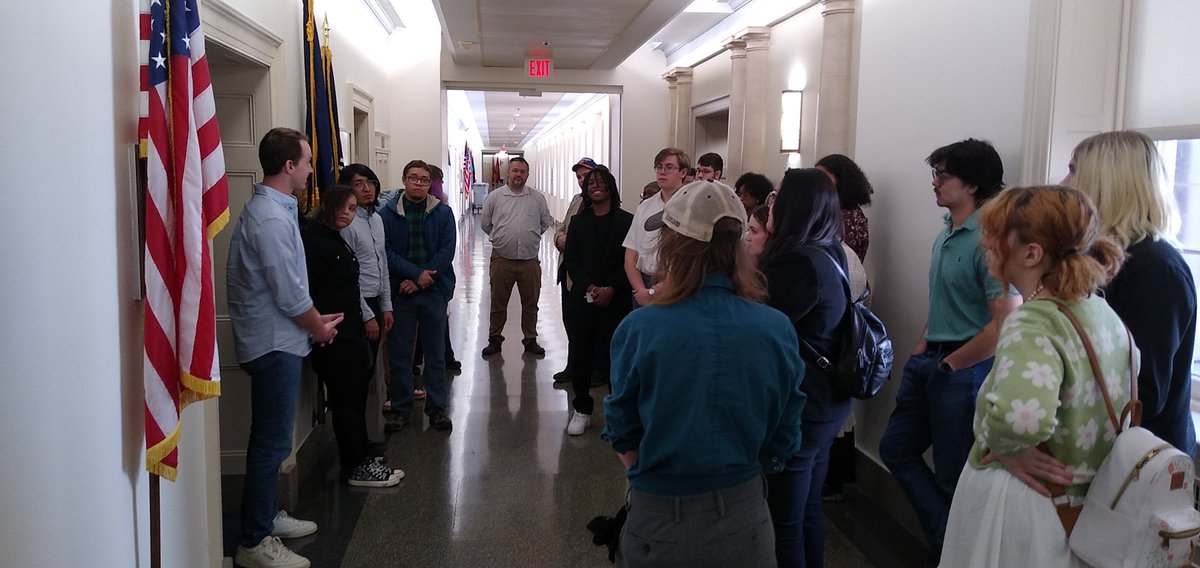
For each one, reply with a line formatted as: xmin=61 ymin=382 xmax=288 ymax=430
xmin=602 ymin=274 xmax=807 ymax=495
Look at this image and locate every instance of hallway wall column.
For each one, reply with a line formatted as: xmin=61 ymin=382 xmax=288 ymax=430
xmin=816 ymin=0 xmax=856 ymax=157
xmin=663 ymin=67 xmax=694 ymax=152
xmin=724 ymin=37 xmax=746 ymax=177
xmin=725 ymin=27 xmax=771 ymax=178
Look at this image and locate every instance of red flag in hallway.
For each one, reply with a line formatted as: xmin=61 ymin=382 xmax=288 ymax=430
xmin=139 ymin=0 xmax=229 ymax=481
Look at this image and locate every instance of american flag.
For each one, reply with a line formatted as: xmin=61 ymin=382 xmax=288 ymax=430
xmin=463 ymin=144 xmax=475 ymax=198
xmin=139 ymin=0 xmax=228 ymax=481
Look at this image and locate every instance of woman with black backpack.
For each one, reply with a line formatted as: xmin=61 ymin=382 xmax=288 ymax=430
xmin=759 ymin=168 xmax=853 ymax=567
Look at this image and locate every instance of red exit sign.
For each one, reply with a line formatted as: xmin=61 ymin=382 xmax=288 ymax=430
xmin=527 ymin=58 xmax=552 ymax=78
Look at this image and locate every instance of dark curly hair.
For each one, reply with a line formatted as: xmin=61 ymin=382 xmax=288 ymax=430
xmin=580 ymin=168 xmax=621 ymax=211
xmin=734 ymin=172 xmax=773 ymax=207
xmin=926 ymin=138 xmax=1005 ymax=206
xmin=313 ymin=185 xmax=356 ymax=227
xmin=815 ymin=154 xmax=873 ymax=209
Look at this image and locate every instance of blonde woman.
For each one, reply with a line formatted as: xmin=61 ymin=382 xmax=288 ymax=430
xmin=1063 ymin=131 xmax=1196 ymax=456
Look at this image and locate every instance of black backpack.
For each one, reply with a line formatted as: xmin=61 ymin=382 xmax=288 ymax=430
xmin=798 ymin=247 xmax=895 ymax=399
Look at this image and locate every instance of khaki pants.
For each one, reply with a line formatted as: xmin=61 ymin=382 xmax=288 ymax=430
xmin=489 ymin=253 xmax=541 ymax=341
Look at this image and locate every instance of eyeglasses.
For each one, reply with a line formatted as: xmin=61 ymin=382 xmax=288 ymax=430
xmin=654 ymin=164 xmax=680 ymax=173
xmin=406 ymin=175 xmax=432 ymax=185
xmin=932 ymin=168 xmax=955 ymax=182
xmin=351 ymin=179 xmax=377 ymax=189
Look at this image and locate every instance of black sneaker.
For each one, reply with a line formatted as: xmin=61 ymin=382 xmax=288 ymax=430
xmin=428 ymin=409 xmax=453 ymax=431
xmin=523 ymin=339 xmax=546 ymax=356
xmin=553 ymin=368 xmax=572 ymax=383
xmin=445 ymin=358 xmax=462 ymax=372
xmin=481 ymin=338 xmax=502 ymax=357
xmin=384 ymin=412 xmax=410 ymax=433
xmin=347 ymin=458 xmax=402 ymax=488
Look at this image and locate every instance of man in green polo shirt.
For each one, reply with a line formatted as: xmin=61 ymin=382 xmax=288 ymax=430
xmin=879 ymin=138 xmax=1021 ymax=563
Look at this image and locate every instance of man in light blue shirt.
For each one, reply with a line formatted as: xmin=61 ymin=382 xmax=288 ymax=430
xmin=338 ymin=163 xmax=392 ymax=452
xmin=227 ymin=127 xmax=343 ymax=568
xmin=480 ymin=156 xmax=553 ymax=357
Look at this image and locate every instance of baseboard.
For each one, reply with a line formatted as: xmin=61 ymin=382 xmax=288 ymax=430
xmin=220 ymin=418 xmax=337 ymax=513
xmin=853 ymin=450 xmax=926 ymax=544
xmin=820 ymin=448 xmax=930 ymax=568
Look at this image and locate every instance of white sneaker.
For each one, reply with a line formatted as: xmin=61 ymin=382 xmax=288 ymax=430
xmin=567 ymin=410 xmax=590 ymax=436
xmin=235 ymin=536 xmax=311 ymax=568
xmin=269 ymin=510 xmax=317 ymax=539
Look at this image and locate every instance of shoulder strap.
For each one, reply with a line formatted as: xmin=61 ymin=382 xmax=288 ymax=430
xmin=1049 ymin=300 xmax=1139 ymax=432
xmin=800 ymin=245 xmax=861 ymax=303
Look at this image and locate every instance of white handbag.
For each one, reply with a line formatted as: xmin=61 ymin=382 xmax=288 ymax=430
xmin=1070 ymin=427 xmax=1200 ymax=568
xmin=1050 ymin=302 xmax=1200 ymax=568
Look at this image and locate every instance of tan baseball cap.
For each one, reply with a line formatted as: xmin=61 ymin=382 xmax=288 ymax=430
xmin=662 ymin=180 xmax=746 ymax=242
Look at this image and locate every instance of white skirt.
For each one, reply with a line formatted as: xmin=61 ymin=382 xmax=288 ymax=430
xmin=940 ymin=466 xmax=1086 ymax=568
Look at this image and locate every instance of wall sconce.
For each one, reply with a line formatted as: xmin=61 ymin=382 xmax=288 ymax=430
xmin=780 ymin=90 xmax=803 ymax=153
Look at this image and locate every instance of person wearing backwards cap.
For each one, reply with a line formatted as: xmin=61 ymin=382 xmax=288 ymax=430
xmin=602 ymin=180 xmax=807 ymax=567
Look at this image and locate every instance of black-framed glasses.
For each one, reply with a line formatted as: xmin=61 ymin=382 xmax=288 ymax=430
xmin=932 ymin=168 xmax=955 ymax=182
xmin=406 ymin=175 xmax=432 ymax=185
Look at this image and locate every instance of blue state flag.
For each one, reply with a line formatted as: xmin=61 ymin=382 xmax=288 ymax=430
xmin=303 ymin=0 xmax=342 ymax=210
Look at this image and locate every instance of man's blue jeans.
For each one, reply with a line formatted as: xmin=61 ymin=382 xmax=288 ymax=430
xmin=239 ymin=350 xmax=303 ymax=546
xmin=879 ymin=350 xmax=992 ymax=559
xmin=387 ymin=291 xmax=448 ymax=416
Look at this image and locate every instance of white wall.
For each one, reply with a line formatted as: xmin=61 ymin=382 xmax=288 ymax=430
xmin=442 ymin=45 xmax=670 ymax=209
xmin=446 ymin=90 xmax=486 ymax=220
xmin=1050 ymin=1 xmax=1124 ymax=182
xmin=0 ymin=1 xmax=173 ymax=566
xmin=853 ymin=0 xmax=1034 ymax=464
xmin=762 ymin=6 xmax=825 ymax=176
xmin=690 ymin=54 xmax=728 ymax=110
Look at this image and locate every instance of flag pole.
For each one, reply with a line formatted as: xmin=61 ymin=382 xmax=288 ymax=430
xmin=150 ymin=472 xmax=162 ymax=568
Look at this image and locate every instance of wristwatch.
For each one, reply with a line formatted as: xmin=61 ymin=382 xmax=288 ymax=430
xmin=646 ymin=288 xmax=655 ymax=296
xmin=938 ymin=359 xmax=954 ymax=374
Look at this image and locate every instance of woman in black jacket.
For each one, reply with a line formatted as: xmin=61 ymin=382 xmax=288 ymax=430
xmin=561 ymin=168 xmax=634 ymax=436
xmin=760 ymin=168 xmax=852 ymax=567
xmin=302 ymin=185 xmax=403 ymax=487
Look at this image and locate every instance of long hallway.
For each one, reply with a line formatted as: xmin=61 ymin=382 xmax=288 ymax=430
xmin=250 ymin=213 xmax=920 ymax=567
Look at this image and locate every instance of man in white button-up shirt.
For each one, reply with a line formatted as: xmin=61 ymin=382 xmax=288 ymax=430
xmin=480 ymin=156 xmax=553 ymax=357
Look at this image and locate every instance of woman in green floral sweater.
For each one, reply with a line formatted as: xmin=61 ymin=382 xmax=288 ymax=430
xmin=939 ymin=185 xmax=1137 ymax=567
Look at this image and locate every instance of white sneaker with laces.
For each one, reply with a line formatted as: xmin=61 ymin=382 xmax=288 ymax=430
xmin=269 ymin=510 xmax=317 ymax=539
xmin=566 ymin=410 xmax=590 ymax=436
xmin=235 ymin=536 xmax=311 ymax=568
